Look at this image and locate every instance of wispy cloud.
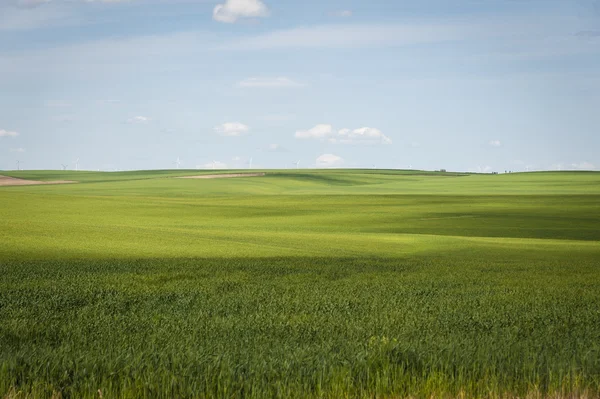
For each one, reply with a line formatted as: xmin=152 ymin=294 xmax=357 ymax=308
xmin=52 ymin=115 xmax=75 ymax=123
xmin=15 ymin=0 xmax=134 ymax=6
xmin=214 ymin=122 xmax=249 ymax=136
xmin=573 ymin=162 xmax=596 ymax=170
xmin=10 ymin=148 xmax=26 ymax=152
xmin=199 ymin=160 xmax=228 ymax=169
xmin=218 ymin=23 xmax=469 ymax=50
xmin=330 ymin=10 xmax=352 ymax=18
xmin=0 ymin=129 xmax=19 ymax=137
xmin=0 ymin=3 xmax=79 ymax=31
xmin=45 ymin=100 xmax=72 ymax=108
xmin=217 ymin=17 xmax=600 ymax=61
xmin=4 ymin=16 xmax=596 ymax=82
xmin=127 ymin=116 xmax=151 ymax=124
xmin=237 ymin=77 xmax=303 ymax=88
xmin=84 ymin=0 xmax=134 ymax=3
xmin=316 ymin=153 xmax=344 ymax=168
xmin=0 ymin=30 xmax=216 ymax=79
xmin=469 ymin=165 xmax=494 ymax=173
xmin=15 ymin=0 xmax=50 ymax=9
xmin=265 ymin=143 xmax=288 ymax=152
xmin=489 ymin=140 xmax=501 ymax=147
xmin=258 ymin=114 xmax=295 ymax=123
xmin=97 ymin=99 xmax=121 ymax=105
xmin=1 ymin=0 xmax=188 ymax=32
xmin=576 ymin=30 xmax=600 ymax=38
xmin=551 ymin=162 xmax=596 ymax=171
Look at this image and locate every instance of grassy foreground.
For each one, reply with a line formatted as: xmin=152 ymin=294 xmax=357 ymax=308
xmin=1 ymin=170 xmax=599 ymax=398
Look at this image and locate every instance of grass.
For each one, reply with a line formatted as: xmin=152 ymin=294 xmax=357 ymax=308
xmin=1 ymin=170 xmax=599 ymax=398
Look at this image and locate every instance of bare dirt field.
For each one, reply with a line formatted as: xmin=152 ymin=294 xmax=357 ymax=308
xmin=177 ymin=173 xmax=266 ymax=179
xmin=0 ymin=175 xmax=77 ymax=187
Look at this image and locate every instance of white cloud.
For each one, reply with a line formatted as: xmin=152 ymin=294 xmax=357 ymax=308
xmin=316 ymin=153 xmax=344 ymax=168
xmin=295 ymin=124 xmax=334 ymax=140
xmin=0 ymin=129 xmax=19 ymax=137
xmin=214 ymin=122 xmax=249 ymax=136
xmin=127 ymin=116 xmax=150 ymax=124
xmin=10 ymin=148 xmax=25 ymax=152
xmin=295 ymin=124 xmax=391 ymax=145
xmin=336 ymin=127 xmax=392 ymax=144
xmin=237 ymin=77 xmax=303 ymax=88
xmin=213 ymin=0 xmax=269 ymax=23
xmin=489 ymin=140 xmax=501 ymax=147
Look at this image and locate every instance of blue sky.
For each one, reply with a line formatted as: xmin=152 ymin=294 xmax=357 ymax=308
xmin=0 ymin=0 xmax=599 ymax=172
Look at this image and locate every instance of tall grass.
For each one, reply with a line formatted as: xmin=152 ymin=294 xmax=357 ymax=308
xmin=2 ymin=256 xmax=599 ymax=398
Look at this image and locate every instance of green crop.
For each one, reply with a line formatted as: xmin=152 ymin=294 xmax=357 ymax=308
xmin=1 ymin=170 xmax=599 ymax=398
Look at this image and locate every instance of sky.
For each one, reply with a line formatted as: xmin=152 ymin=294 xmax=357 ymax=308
xmin=0 ymin=0 xmax=599 ymax=172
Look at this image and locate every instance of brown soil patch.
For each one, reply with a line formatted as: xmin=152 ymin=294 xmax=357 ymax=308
xmin=0 ymin=175 xmax=77 ymax=187
xmin=177 ymin=173 xmax=266 ymax=179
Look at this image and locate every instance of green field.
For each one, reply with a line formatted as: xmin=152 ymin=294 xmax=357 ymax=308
xmin=1 ymin=170 xmax=599 ymax=398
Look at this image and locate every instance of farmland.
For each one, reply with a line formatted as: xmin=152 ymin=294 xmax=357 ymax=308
xmin=1 ymin=170 xmax=599 ymax=398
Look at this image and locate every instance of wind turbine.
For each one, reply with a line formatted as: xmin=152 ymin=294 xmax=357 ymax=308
xmin=293 ymin=160 xmax=300 ymax=169
xmin=248 ymin=157 xmax=253 ymax=169
xmin=212 ymin=161 xmax=216 ymax=170
xmin=74 ymin=158 xmax=80 ymax=171
xmin=61 ymin=164 xmax=67 ymax=171
xmin=175 ymin=157 xmax=182 ymax=169
xmin=16 ymin=160 xmax=22 ymax=171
